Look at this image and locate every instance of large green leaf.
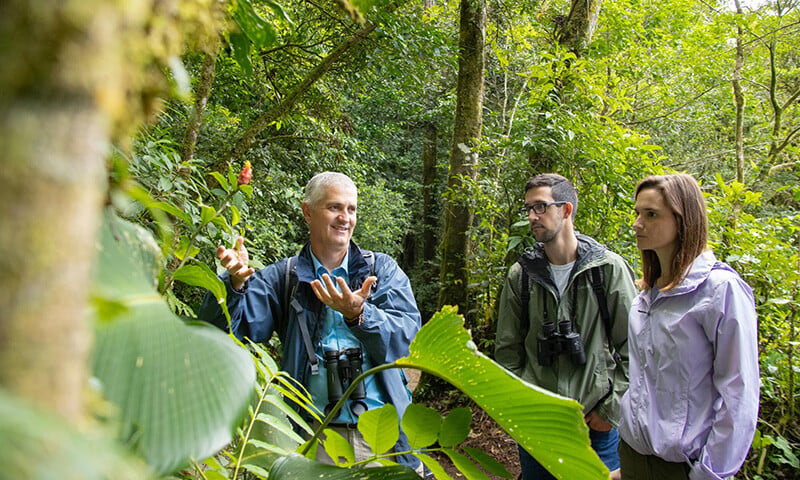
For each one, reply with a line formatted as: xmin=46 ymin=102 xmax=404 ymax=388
xmin=395 ymin=307 xmax=609 ymax=480
xmin=270 ymin=453 xmax=420 ymax=479
xmin=91 ymin=212 xmax=256 ymax=474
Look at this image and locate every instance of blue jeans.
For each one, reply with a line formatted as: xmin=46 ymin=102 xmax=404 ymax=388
xmin=518 ymin=428 xmax=620 ymax=480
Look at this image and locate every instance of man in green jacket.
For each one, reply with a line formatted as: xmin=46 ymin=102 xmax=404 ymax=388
xmin=495 ymin=174 xmax=636 ymax=480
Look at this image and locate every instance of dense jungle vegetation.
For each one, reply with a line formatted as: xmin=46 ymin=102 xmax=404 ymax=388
xmin=1 ymin=0 xmax=798 ymax=478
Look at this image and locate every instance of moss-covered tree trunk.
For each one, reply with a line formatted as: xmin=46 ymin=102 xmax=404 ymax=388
xmin=438 ymin=0 xmax=485 ymax=317
xmin=557 ymin=0 xmax=603 ymax=54
xmin=0 ymin=0 xmax=118 ymax=422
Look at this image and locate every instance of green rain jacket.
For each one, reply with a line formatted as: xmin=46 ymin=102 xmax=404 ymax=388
xmin=495 ymin=234 xmax=637 ymax=427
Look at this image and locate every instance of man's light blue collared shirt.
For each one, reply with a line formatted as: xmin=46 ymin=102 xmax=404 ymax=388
xmin=307 ymin=251 xmax=386 ymax=423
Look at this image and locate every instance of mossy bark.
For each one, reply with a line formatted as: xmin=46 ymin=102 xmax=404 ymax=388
xmin=438 ymin=0 xmax=485 ymax=318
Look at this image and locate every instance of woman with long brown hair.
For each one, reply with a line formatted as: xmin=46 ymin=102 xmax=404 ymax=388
xmin=618 ymin=174 xmax=759 ymax=480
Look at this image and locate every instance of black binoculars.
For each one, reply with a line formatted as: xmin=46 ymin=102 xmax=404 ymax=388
xmin=323 ymin=347 xmax=367 ymax=417
xmin=537 ymin=320 xmax=586 ymax=366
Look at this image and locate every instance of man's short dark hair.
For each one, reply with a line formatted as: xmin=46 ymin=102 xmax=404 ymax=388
xmin=524 ymin=173 xmax=578 ymax=220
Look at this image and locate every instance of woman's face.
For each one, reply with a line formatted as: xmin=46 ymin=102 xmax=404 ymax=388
xmin=633 ymin=187 xmax=679 ymax=260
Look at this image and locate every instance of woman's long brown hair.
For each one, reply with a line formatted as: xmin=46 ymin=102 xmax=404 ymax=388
xmin=635 ymin=174 xmax=708 ymax=290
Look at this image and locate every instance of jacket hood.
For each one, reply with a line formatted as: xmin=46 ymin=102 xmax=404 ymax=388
xmin=659 ymin=251 xmax=729 ymax=298
xmin=519 ymin=233 xmax=608 ymax=273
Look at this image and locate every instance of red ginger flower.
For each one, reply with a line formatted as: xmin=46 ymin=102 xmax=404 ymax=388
xmin=237 ymin=161 xmax=252 ymax=186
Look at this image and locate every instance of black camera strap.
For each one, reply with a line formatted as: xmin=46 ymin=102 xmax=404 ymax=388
xmin=519 ymin=262 xmax=615 ymax=359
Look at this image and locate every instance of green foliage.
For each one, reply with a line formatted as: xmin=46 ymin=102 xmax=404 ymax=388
xmin=705 ymin=176 xmax=799 ymax=478
xmin=91 ymin=211 xmax=256 ymax=475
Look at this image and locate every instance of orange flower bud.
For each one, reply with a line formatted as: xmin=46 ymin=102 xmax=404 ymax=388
xmin=237 ymin=161 xmax=252 ymax=186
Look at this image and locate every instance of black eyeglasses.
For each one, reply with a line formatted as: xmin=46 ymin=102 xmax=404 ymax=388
xmin=519 ymin=202 xmax=567 ymax=216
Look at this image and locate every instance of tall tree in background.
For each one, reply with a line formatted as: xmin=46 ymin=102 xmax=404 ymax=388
xmin=558 ymin=0 xmax=603 ymax=54
xmin=438 ymin=0 xmax=486 ymax=315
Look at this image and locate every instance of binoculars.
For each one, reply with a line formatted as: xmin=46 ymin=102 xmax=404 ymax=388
xmin=323 ymin=347 xmax=367 ymax=417
xmin=537 ymin=320 xmax=586 ymax=366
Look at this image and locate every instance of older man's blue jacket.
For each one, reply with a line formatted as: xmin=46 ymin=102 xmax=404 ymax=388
xmin=199 ymin=241 xmax=422 ymax=468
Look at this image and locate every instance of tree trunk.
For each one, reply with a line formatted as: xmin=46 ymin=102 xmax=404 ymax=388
xmin=421 ymin=122 xmax=439 ymax=265
xmin=732 ymin=0 xmax=745 ymax=183
xmin=438 ymin=0 xmax=485 ymax=316
xmin=0 ymin=0 xmax=116 ymax=422
xmin=182 ymin=40 xmax=219 ymax=163
xmin=557 ymin=0 xmax=603 ymax=54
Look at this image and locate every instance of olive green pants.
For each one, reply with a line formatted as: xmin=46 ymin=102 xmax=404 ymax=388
xmin=619 ymin=439 xmax=690 ymax=480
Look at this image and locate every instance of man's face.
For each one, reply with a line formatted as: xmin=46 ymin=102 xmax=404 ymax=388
xmin=303 ymin=184 xmax=357 ymax=253
xmin=524 ymin=186 xmax=568 ymax=244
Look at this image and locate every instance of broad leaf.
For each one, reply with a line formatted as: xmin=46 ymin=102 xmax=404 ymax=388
xmin=463 ymin=446 xmax=513 ymax=478
xmin=210 ymin=171 xmax=229 ymax=190
xmin=418 ymin=454 xmax=454 ymax=480
xmin=443 ymin=448 xmax=489 ymax=480
xmin=322 ymin=428 xmax=355 ymax=466
xmin=439 ymin=407 xmax=471 ymax=447
xmin=0 ymin=389 xmax=150 ymax=479
xmin=396 ymin=307 xmax=609 ymax=480
xmin=172 ymin=263 xmax=226 ymax=301
xmin=255 ymin=413 xmax=305 ymax=444
xmin=270 ymin=453 xmax=420 ymax=479
xmin=358 ymin=404 xmax=399 ymax=455
xmin=401 ymin=403 xmax=441 ymax=449
xmin=233 ymin=0 xmax=277 ymax=48
xmin=149 ymin=200 xmax=192 ymax=226
xmin=91 ymin=212 xmax=256 ymax=474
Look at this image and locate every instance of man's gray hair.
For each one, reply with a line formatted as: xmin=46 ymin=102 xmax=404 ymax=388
xmin=304 ymin=172 xmax=357 ymax=206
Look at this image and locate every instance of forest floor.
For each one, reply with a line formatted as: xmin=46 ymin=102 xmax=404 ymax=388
xmin=426 ymin=400 xmax=521 ymax=479
xmin=407 ymin=370 xmax=521 ymax=479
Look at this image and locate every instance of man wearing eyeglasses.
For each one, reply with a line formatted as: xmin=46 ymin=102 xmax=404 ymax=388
xmin=495 ymin=173 xmax=637 ymax=480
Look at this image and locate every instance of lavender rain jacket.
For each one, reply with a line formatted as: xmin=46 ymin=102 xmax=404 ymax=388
xmin=619 ymin=251 xmax=759 ymax=480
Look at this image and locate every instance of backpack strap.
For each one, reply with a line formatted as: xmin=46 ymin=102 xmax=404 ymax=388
xmin=283 ymin=256 xmax=319 ymax=375
xmin=590 ymin=265 xmax=622 ymax=364
xmin=283 ymin=255 xmax=298 ymax=312
xmin=363 ymin=251 xmax=376 ymax=285
xmin=519 ymin=260 xmax=531 ymax=339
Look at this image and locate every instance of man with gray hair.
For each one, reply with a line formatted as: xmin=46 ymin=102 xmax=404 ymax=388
xmin=200 ymin=172 xmax=422 ymax=471
xmin=495 ymin=173 xmax=636 ymax=480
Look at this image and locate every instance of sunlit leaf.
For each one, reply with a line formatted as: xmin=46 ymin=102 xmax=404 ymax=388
xmin=463 ymin=446 xmax=513 ymax=478
xmin=358 ymin=404 xmax=399 ymax=455
xmin=418 ymin=454 xmax=454 ymax=480
xmin=322 ymin=428 xmax=355 ymax=466
xmin=442 ymin=448 xmax=489 ymax=480
xmin=395 ymin=307 xmax=609 ymax=480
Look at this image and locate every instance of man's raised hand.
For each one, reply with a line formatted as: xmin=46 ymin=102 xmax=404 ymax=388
xmin=217 ymin=236 xmax=255 ymax=291
xmin=310 ymin=274 xmax=377 ymax=321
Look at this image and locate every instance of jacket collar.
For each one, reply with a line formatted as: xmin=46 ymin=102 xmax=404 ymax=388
xmin=658 ymin=250 xmax=719 ymax=297
xmin=295 ymin=241 xmax=370 ymax=289
xmin=519 ymin=233 xmax=606 ymax=275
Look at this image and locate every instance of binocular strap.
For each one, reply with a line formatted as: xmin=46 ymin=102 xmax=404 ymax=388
xmin=293 ymin=297 xmax=319 ymax=375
